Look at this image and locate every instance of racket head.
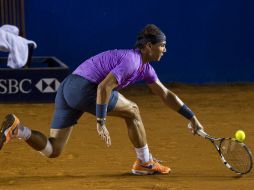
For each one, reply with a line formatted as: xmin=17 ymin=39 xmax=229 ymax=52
xmin=219 ymin=138 xmax=253 ymax=175
xmin=191 ymin=126 xmax=253 ymax=175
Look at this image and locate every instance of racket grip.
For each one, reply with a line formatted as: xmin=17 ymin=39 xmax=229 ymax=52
xmin=196 ymin=129 xmax=208 ymax=138
xmin=188 ymin=123 xmax=208 ymax=138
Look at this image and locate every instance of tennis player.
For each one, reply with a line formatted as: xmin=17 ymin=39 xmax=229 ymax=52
xmin=0 ymin=24 xmax=203 ymax=175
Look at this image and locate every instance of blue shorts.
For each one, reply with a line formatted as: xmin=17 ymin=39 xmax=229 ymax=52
xmin=51 ymin=74 xmax=118 ymax=129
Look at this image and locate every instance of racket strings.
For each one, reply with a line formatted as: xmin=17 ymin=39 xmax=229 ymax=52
xmin=220 ymin=139 xmax=252 ymax=174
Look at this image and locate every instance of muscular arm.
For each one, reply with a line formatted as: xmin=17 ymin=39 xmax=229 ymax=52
xmin=147 ymin=79 xmax=203 ymax=132
xmin=96 ymin=72 xmax=118 ymax=105
xmin=147 ymin=79 xmax=184 ymax=112
xmin=96 ymin=73 xmax=118 ymax=147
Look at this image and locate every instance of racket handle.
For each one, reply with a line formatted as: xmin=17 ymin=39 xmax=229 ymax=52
xmin=187 ymin=123 xmax=208 ymax=138
xmin=197 ymin=129 xmax=208 ymax=138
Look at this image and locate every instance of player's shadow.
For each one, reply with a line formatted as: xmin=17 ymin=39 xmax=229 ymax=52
xmin=0 ymin=172 xmax=248 ymax=185
xmin=97 ymin=172 xmax=250 ymax=181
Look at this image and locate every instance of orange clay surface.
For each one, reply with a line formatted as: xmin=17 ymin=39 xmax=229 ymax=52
xmin=0 ymin=84 xmax=254 ymax=190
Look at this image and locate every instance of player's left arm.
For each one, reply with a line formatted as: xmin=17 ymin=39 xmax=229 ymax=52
xmin=147 ymin=79 xmax=203 ymax=132
xmin=147 ymin=79 xmax=182 ymax=111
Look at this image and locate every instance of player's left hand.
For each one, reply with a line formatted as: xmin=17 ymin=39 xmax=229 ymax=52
xmin=97 ymin=123 xmax=111 ymax=147
xmin=188 ymin=116 xmax=204 ymax=135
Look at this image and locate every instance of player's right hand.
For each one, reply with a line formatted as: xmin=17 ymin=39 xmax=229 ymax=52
xmin=97 ymin=123 xmax=111 ymax=147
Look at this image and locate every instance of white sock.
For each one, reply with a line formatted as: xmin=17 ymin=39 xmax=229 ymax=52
xmin=16 ymin=125 xmax=31 ymax=140
xmin=39 ymin=140 xmax=53 ymax=157
xmin=135 ymin=144 xmax=150 ymax=163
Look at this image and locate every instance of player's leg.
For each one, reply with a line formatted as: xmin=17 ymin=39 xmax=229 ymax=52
xmin=30 ymin=74 xmax=97 ymax=157
xmin=48 ymin=127 xmax=73 ymax=158
xmin=108 ymin=93 xmax=171 ymax=175
xmin=0 ymin=74 xmax=83 ymax=157
xmin=33 ymin=74 xmax=86 ymax=157
xmin=0 ymin=110 xmax=80 ymax=158
xmin=25 ymin=126 xmax=74 ymax=158
xmin=108 ymin=93 xmax=147 ymax=148
xmin=0 ymin=113 xmax=74 ymax=157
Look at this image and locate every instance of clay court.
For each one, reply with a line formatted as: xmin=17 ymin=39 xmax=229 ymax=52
xmin=0 ymin=84 xmax=253 ymax=190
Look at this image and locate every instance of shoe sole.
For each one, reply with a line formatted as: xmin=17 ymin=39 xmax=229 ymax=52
xmin=131 ymin=169 xmax=155 ymax=175
xmin=131 ymin=169 xmax=170 ymax=175
xmin=0 ymin=114 xmax=20 ymax=150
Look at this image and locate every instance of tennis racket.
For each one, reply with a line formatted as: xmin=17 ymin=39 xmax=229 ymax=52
xmin=188 ymin=123 xmax=253 ymax=175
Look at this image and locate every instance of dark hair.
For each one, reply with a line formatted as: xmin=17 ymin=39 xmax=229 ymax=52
xmin=135 ymin=24 xmax=166 ymax=49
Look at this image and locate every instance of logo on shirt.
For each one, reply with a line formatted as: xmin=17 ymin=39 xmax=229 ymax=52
xmin=35 ymin=78 xmax=60 ymax=93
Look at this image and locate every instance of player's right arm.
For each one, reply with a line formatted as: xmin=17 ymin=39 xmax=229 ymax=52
xmin=97 ymin=73 xmax=118 ymax=105
xmin=96 ymin=73 xmax=118 ymax=147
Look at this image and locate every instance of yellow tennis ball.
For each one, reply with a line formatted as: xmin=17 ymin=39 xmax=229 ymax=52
xmin=235 ymin=130 xmax=245 ymax=142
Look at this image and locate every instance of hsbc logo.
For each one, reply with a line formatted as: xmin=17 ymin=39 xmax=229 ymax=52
xmin=0 ymin=78 xmax=60 ymax=94
xmin=35 ymin=78 xmax=60 ymax=93
xmin=0 ymin=79 xmax=32 ymax=94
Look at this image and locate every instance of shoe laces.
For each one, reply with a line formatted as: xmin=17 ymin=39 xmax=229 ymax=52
xmin=150 ymin=157 xmax=170 ymax=172
xmin=153 ymin=157 xmax=163 ymax=164
xmin=152 ymin=161 xmax=168 ymax=172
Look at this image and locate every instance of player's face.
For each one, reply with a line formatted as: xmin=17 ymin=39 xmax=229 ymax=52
xmin=149 ymin=41 xmax=166 ymax=61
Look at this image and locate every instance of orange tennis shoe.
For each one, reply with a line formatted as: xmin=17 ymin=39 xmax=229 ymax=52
xmin=132 ymin=159 xmax=171 ymax=175
xmin=0 ymin=114 xmax=20 ymax=150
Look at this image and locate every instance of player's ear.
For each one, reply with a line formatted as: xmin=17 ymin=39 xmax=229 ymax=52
xmin=144 ymin=42 xmax=152 ymax=51
xmin=147 ymin=42 xmax=153 ymax=49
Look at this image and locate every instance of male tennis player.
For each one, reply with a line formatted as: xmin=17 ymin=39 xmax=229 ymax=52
xmin=0 ymin=24 xmax=203 ymax=175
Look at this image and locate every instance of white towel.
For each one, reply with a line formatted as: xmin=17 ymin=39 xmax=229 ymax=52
xmin=0 ymin=25 xmax=37 ymax=68
xmin=0 ymin=24 xmax=19 ymax=35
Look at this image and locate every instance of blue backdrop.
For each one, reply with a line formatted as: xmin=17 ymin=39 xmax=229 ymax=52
xmin=24 ymin=0 xmax=254 ymax=84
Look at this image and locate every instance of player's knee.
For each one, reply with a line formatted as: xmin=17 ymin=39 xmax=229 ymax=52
xmin=47 ymin=137 xmax=63 ymax=158
xmin=49 ymin=149 xmax=62 ymax=158
xmin=128 ymin=102 xmax=140 ymax=119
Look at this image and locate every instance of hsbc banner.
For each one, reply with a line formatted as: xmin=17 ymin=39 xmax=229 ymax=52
xmin=0 ymin=57 xmax=69 ymax=103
